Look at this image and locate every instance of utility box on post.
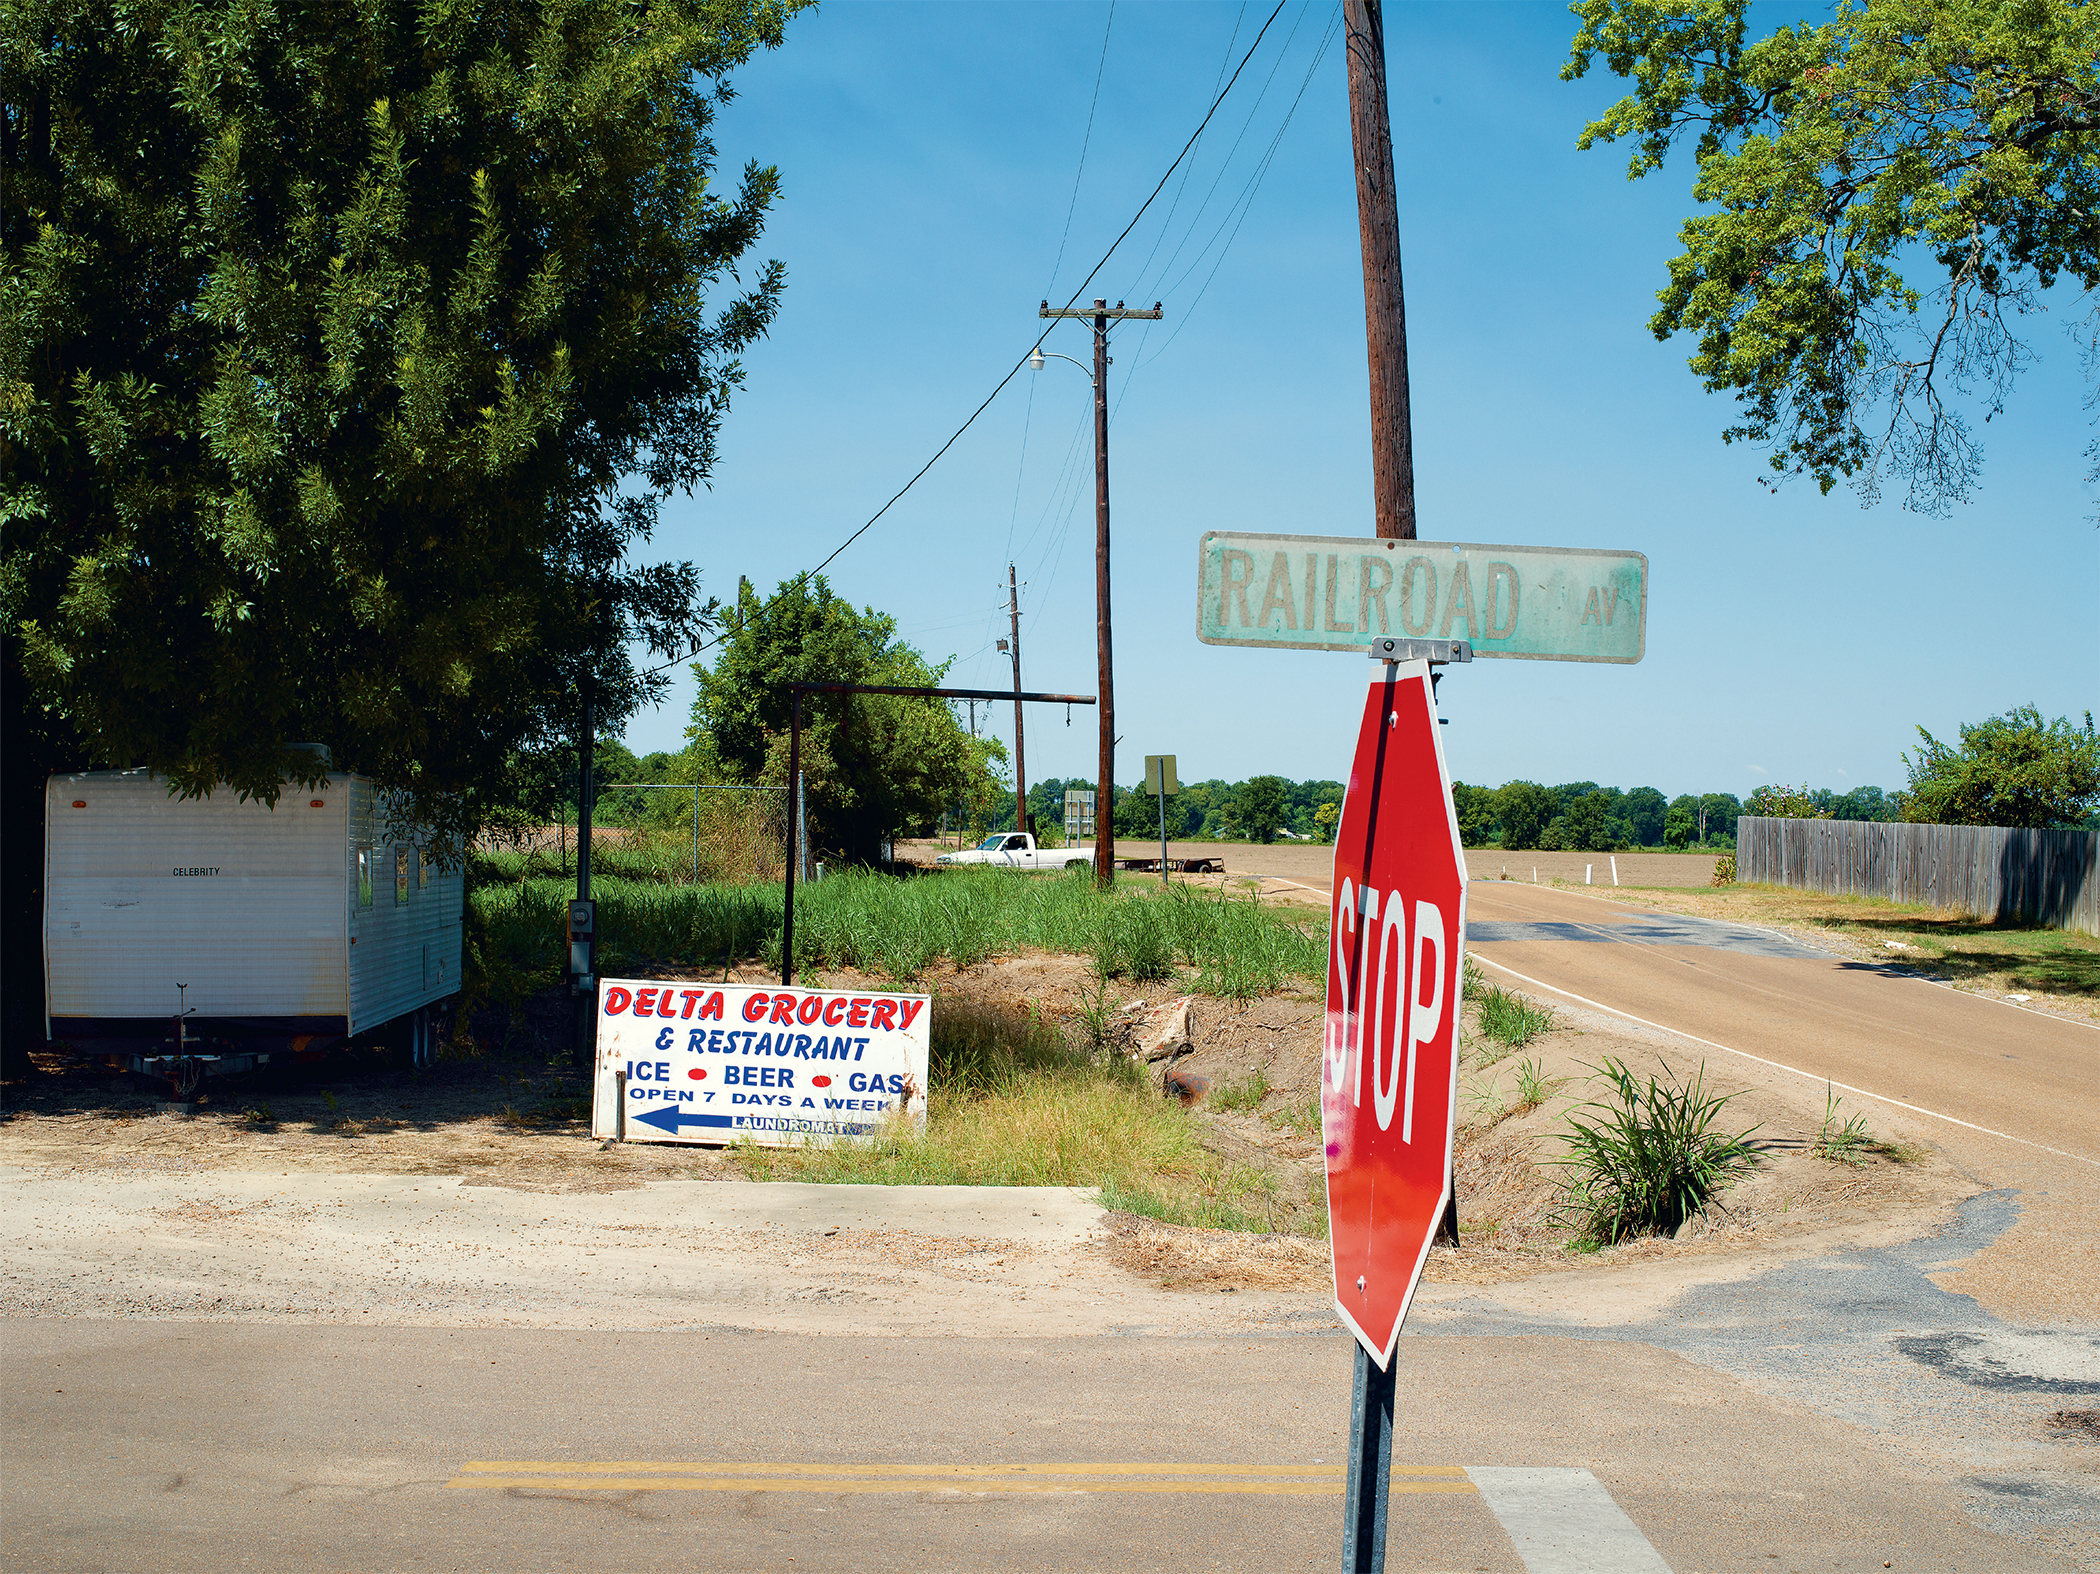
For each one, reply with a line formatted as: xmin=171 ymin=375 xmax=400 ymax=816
xmin=567 ymin=900 xmax=595 ymax=992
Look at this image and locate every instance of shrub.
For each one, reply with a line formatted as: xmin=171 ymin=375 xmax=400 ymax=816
xmin=1554 ymin=1057 xmax=1760 ymax=1244
xmin=1711 ymin=852 xmax=1736 ymax=884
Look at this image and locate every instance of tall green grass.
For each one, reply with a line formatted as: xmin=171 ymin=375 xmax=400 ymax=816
xmin=1552 ymin=1057 xmax=1761 ymax=1244
xmin=467 ymin=865 xmax=1326 ymax=1007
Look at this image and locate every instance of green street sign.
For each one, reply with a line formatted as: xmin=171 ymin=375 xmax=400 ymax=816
xmin=1195 ymin=531 xmax=1647 ymax=664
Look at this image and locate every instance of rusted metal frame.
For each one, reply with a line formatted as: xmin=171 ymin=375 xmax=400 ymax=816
xmin=779 ymin=682 xmax=1099 ymax=984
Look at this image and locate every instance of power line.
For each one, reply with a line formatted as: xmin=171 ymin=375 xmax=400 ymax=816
xmin=1129 ymin=1 xmax=1315 ymax=305
xmin=1140 ymin=6 xmax=1343 ymax=368
xmin=1123 ymin=4 xmax=1247 ymax=297
xmin=644 ymin=0 xmax=1294 ymax=682
xmin=1047 ymin=1 xmax=1117 ymax=295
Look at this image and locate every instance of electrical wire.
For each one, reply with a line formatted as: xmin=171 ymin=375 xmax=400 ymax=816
xmin=642 ymin=0 xmax=1294 ymax=682
xmin=1047 ymin=1 xmax=1117 ymax=296
xmin=1139 ymin=5 xmax=1342 ymax=367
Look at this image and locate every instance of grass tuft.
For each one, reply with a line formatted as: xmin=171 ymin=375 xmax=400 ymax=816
xmin=1208 ymin=1067 xmax=1271 ymax=1113
xmin=1552 ymin=1057 xmax=1760 ymax=1245
xmin=1809 ymin=1083 xmax=1918 ymax=1166
xmin=1264 ymin=1090 xmax=1321 ymax=1138
xmin=1477 ymin=985 xmax=1553 ymax=1050
xmin=1510 ymin=1057 xmax=1563 ymax=1114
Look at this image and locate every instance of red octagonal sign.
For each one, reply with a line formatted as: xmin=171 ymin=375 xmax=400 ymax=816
xmin=1323 ymin=658 xmax=1468 ymax=1368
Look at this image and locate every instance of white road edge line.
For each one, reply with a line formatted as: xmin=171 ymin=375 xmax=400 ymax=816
xmin=1484 ymin=878 xmax=2099 ymax=1032
xmin=1465 ymin=1467 xmax=1673 ymax=1574
xmin=1467 ymin=952 xmax=2100 ymax=1170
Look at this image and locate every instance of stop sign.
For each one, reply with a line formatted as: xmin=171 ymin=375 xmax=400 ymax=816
xmin=1323 ymin=657 xmax=1468 ymax=1368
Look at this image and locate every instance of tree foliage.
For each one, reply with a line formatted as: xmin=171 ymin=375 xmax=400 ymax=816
xmin=1746 ymin=781 xmax=1834 ymax=818
xmin=1236 ymin=775 xmax=1289 ymax=844
xmin=1495 ymin=780 xmax=1558 ymax=850
xmin=691 ymin=576 xmax=1007 ymax=865
xmin=1564 ymin=0 xmax=2100 ymax=512
xmin=2 ymin=0 xmax=803 ymax=837
xmin=1900 ymin=705 xmax=2100 ymax=826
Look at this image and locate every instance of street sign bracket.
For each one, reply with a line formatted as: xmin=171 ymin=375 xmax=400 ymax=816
xmin=1368 ymin=637 xmax=1470 ymax=665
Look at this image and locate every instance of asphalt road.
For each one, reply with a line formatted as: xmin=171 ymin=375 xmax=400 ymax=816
xmin=1459 ymin=881 xmax=2100 ymax=1166
xmin=10 ymin=872 xmax=2095 ymax=1570
xmin=5 ymin=1320 xmax=2081 ymax=1573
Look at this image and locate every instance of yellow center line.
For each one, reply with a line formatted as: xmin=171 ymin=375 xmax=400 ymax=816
xmin=457 ymin=1461 xmax=1410 ymax=1478
xmin=445 ymin=1477 xmax=1475 ymax=1497
xmin=443 ymin=1462 xmax=1476 ymax=1497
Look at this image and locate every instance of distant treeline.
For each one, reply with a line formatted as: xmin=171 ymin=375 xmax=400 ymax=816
xmin=569 ymin=743 xmax=1906 ymax=855
xmin=990 ymin=777 xmax=1901 ymax=851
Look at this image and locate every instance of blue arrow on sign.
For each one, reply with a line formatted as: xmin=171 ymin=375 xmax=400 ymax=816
xmin=631 ymin=1105 xmax=737 ymax=1135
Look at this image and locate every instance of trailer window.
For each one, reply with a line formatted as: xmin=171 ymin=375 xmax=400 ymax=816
xmin=356 ymin=847 xmax=373 ymax=908
xmin=395 ymin=847 xmax=410 ymax=905
xmin=417 ymin=846 xmax=431 ymax=889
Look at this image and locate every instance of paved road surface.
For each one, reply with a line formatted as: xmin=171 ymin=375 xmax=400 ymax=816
xmin=6 ymin=1320 xmax=2080 ymax=1573
xmin=1461 ymin=881 xmax=2100 ymax=1166
xmin=9 ymin=874 xmax=2096 ymax=1569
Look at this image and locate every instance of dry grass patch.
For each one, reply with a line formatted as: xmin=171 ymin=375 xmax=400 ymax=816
xmin=1096 ymin=1212 xmax=1326 ymax=1292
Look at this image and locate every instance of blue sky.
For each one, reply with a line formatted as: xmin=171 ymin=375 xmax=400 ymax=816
xmin=625 ymin=0 xmax=2098 ymax=800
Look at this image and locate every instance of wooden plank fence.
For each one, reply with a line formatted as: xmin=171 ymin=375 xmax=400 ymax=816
xmin=1736 ymin=816 xmax=2100 ymax=937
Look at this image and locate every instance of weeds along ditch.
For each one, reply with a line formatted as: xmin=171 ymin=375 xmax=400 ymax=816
xmin=466 ymin=860 xmax=1327 ymax=1009
xmin=731 ymin=999 xmax=1319 ymax=1235
xmin=462 ymin=860 xmax=1329 ymax=1234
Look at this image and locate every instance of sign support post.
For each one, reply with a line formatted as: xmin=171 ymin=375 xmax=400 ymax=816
xmin=1144 ymin=754 xmax=1178 ymax=885
xmin=1343 ymin=1342 xmax=1396 ymax=1571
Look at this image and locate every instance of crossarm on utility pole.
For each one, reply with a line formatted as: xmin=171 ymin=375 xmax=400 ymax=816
xmin=789 ymin=683 xmax=1095 ymax=705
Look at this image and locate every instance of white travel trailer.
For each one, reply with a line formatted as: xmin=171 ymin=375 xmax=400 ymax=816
xmin=43 ymin=766 xmax=463 ymax=1089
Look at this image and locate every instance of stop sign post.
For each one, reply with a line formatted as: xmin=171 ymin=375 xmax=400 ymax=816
xmin=1324 ymin=649 xmax=1468 ymax=1570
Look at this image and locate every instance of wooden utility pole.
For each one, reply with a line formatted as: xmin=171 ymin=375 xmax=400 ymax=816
xmin=1345 ymin=0 xmax=1416 ymax=540
xmin=1005 ymin=564 xmax=1028 ymax=837
xmin=1038 ymin=297 xmax=1163 ymax=888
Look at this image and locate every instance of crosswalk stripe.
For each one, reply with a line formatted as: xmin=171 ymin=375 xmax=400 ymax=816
xmin=1465 ymin=1467 xmax=1674 ymax=1573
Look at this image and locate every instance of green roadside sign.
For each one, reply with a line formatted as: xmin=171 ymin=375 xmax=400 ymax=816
xmin=1195 ymin=531 xmax=1647 ymax=664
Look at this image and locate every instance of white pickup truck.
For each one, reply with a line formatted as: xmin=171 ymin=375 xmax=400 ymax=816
xmin=935 ymin=832 xmax=1093 ymax=871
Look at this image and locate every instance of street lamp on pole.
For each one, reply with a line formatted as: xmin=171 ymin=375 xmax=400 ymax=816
xmin=1033 ymin=297 xmax=1162 ymax=889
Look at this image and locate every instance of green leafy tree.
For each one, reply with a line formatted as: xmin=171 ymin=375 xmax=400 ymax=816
xmin=1698 ymin=792 xmax=1745 ymax=845
xmin=1665 ymin=795 xmax=1700 ymax=848
xmin=4 ymin=0 xmax=799 ymax=812
xmin=1495 ymin=780 xmax=1558 ymax=850
xmin=1312 ymin=800 xmax=1341 ymax=844
xmin=1 ymin=0 xmax=801 ymax=1053
xmin=1450 ymin=782 xmax=1498 ymax=847
xmin=1238 ymin=775 xmax=1289 ymax=844
xmin=1564 ymin=790 xmax=1614 ymax=851
xmin=1747 ymin=782 xmax=1834 ymax=818
xmin=1564 ymin=0 xmax=2100 ymax=512
xmin=1832 ymin=784 xmax=1897 ymax=821
xmin=1115 ymin=783 xmax=1186 ymax=840
xmin=691 ymin=577 xmax=1005 ymax=864
xmin=1901 ymin=706 xmax=2100 ymax=827
xmin=1622 ymin=786 xmax=1668 ymax=846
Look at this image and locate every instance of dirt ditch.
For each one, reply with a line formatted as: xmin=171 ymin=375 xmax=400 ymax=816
xmin=1 ymin=951 xmax=1975 ymax=1304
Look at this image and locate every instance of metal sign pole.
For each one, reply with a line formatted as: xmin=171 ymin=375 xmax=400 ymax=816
xmin=1157 ymin=785 xmax=1168 ymax=886
xmin=1342 ymin=1343 xmax=1396 ymax=1571
xmin=782 ymin=690 xmax=801 ymax=986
